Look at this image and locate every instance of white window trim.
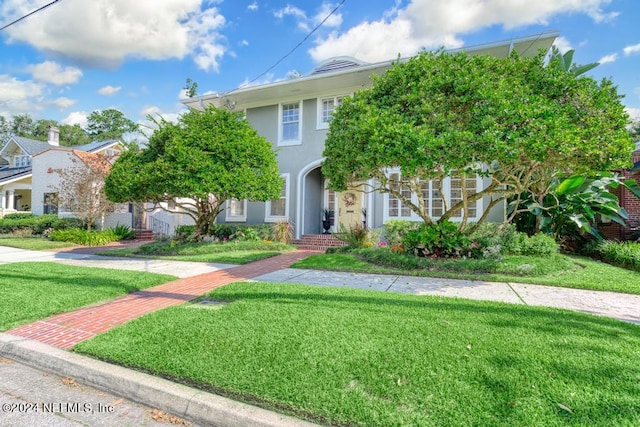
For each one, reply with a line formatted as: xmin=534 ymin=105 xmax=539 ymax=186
xmin=382 ymin=172 xmax=483 ymax=224
xmin=14 ymin=155 xmax=30 ymax=167
xmin=226 ymin=198 xmax=247 ymax=222
xmin=316 ymin=95 xmax=347 ymax=130
xmin=265 ymin=173 xmax=290 ymax=222
xmin=278 ymin=102 xmax=302 ymax=146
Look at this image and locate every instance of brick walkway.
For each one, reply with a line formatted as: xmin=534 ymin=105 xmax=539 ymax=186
xmin=6 ymin=250 xmax=317 ymax=349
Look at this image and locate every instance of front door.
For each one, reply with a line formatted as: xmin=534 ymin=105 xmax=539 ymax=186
xmin=337 ymin=186 xmax=364 ymax=230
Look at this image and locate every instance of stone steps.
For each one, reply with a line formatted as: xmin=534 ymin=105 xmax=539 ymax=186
xmin=294 ymin=234 xmax=346 ymax=251
xmin=134 ymin=229 xmax=154 ymax=241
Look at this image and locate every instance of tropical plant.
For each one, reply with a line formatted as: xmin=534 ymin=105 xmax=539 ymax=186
xmin=511 ymin=173 xmax=640 ymax=240
xmin=402 ymin=220 xmax=471 ymax=258
xmin=110 ymin=224 xmax=136 ymax=240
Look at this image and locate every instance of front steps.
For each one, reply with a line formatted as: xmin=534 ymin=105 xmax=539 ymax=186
xmin=134 ymin=229 xmax=154 ymax=241
xmin=294 ymin=234 xmax=346 ymax=251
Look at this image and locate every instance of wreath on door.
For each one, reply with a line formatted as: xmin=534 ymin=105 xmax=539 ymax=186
xmin=342 ymin=192 xmax=356 ymax=207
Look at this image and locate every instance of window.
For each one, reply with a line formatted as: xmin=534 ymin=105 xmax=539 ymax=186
xmin=317 ymin=96 xmax=344 ymax=128
xmin=226 ymin=198 xmax=247 ymax=222
xmin=43 ymin=193 xmax=58 ymax=215
xmin=388 ymin=173 xmax=412 ymax=218
xmin=279 ymin=102 xmax=302 ymax=146
xmin=14 ymin=155 xmax=30 ymax=167
xmin=265 ymin=174 xmax=289 ymax=221
xmin=384 ymin=173 xmax=481 ymax=222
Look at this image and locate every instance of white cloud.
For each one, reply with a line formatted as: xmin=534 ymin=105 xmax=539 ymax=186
xmin=626 ymin=107 xmax=640 ymax=123
xmin=1 ymin=0 xmax=227 ymax=71
xmin=248 ymin=2 xmax=258 ymax=11
xmin=623 ymin=42 xmax=640 ymax=56
xmin=62 ymin=111 xmax=89 ymax=128
xmin=310 ymin=0 xmax=618 ymax=62
xmin=241 ymin=40 xmax=249 ymax=47
xmin=313 ymin=3 xmax=342 ymax=28
xmin=274 ymin=5 xmax=309 ymax=31
xmin=28 ymin=61 xmax=83 ymax=85
xmin=553 ymin=36 xmax=573 ymax=54
xmin=98 ymin=85 xmax=122 ymax=96
xmin=0 ymin=75 xmax=44 ymax=116
xmin=50 ymin=97 xmax=76 ymax=109
xmin=598 ymin=53 xmax=617 ymax=64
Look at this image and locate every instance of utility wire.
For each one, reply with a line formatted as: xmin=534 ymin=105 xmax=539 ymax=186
xmin=0 ymin=0 xmax=62 ymax=32
xmin=225 ymin=0 xmax=347 ymax=95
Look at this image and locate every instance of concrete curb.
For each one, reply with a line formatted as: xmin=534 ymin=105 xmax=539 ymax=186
xmin=0 ymin=333 xmax=318 ymax=427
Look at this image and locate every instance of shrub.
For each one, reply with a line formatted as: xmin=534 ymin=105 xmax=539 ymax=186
xmin=49 ymin=228 xmax=118 ymax=246
xmin=466 ymin=223 xmax=521 ymax=255
xmin=383 ymin=220 xmax=422 ymax=246
xmin=519 ymin=233 xmax=559 ymax=256
xmin=589 ymin=241 xmax=640 ymax=271
xmin=272 ymin=220 xmax=294 ymax=244
xmin=403 ymin=220 xmax=471 ymax=258
xmin=110 ymin=224 xmax=136 ymax=240
xmin=2 ymin=212 xmax=35 ymax=220
xmin=0 ymin=214 xmax=75 ymax=235
xmin=333 ymin=223 xmax=370 ymax=248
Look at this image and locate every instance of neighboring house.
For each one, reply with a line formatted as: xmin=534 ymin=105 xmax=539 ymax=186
xmin=182 ymin=31 xmax=559 ymax=239
xmin=31 ymin=148 xmax=131 ymax=229
xmin=601 ymin=142 xmax=640 ymax=241
xmin=0 ymin=126 xmax=123 ymax=220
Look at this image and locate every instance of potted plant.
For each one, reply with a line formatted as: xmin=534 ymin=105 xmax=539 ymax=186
xmin=321 ymin=208 xmax=334 ymax=234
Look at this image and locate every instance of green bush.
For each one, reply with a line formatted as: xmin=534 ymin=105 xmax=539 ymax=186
xmin=382 ymin=220 xmax=422 ymax=245
xmin=466 ymin=223 xmax=521 ymax=255
xmin=110 ymin=224 xmax=136 ymax=240
xmin=519 ymin=233 xmax=559 ymax=256
xmin=589 ymin=241 xmax=640 ymax=271
xmin=403 ymin=221 xmax=471 ymax=258
xmin=333 ymin=223 xmax=370 ymax=248
xmin=49 ymin=228 xmax=118 ymax=246
xmin=0 ymin=214 xmax=83 ymax=235
xmin=2 ymin=212 xmax=35 ymax=220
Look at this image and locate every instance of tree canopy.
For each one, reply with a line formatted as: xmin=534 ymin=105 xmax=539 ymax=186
xmin=105 ymin=106 xmax=282 ymax=235
xmin=322 ymin=50 xmax=633 ymax=229
xmin=87 ymin=109 xmax=139 ymax=141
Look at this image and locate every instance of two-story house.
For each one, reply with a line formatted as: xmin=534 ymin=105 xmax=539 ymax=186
xmin=183 ymin=31 xmax=559 ymax=240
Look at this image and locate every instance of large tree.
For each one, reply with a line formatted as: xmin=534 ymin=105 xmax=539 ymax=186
xmin=87 ymin=109 xmax=139 ymax=141
xmin=322 ymin=50 xmax=633 ymax=230
xmin=105 ymin=106 xmax=282 ymax=235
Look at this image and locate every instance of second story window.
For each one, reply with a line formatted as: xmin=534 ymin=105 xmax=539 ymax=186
xmin=279 ymin=102 xmax=302 ymax=146
xmin=318 ymin=96 xmax=344 ymax=128
xmin=14 ymin=155 xmax=31 ymax=168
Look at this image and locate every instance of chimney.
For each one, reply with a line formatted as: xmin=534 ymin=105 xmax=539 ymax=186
xmin=48 ymin=126 xmax=60 ymax=146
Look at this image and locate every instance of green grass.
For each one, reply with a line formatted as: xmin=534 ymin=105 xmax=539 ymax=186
xmin=0 ymin=262 xmax=176 ymax=331
xmin=75 ymin=282 xmax=640 ymax=426
xmin=0 ymin=235 xmax=77 ymax=250
xmin=99 ymin=240 xmax=295 ymax=264
xmin=291 ymin=253 xmax=640 ymax=295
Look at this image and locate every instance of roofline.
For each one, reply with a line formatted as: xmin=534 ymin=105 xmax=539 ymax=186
xmin=32 ymin=141 xmax=121 ymax=158
xmin=0 ymin=170 xmax=32 ymax=186
xmin=182 ymin=30 xmax=560 ymax=107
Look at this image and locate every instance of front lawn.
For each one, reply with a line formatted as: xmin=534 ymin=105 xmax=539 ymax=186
xmin=291 ymin=252 xmax=640 ymax=295
xmin=75 ymin=282 xmax=640 ymax=426
xmin=99 ymin=240 xmax=295 ymax=264
xmin=0 ymin=235 xmax=77 ymax=250
xmin=0 ymin=262 xmax=176 ymax=330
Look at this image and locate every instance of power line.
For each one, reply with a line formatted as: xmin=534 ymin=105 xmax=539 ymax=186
xmin=226 ymin=0 xmax=348 ymax=95
xmin=0 ymin=0 xmax=62 ymax=32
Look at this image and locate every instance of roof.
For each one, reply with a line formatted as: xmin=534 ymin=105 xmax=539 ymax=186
xmin=73 ymin=139 xmax=120 ymax=153
xmin=0 ymin=166 xmax=31 ymax=182
xmin=2 ymin=136 xmax=51 ymax=157
xmin=72 ymin=150 xmax=111 ymax=174
xmin=183 ymin=31 xmax=559 ymax=111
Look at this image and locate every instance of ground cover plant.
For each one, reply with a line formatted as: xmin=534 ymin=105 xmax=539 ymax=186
xmin=75 ymin=282 xmax=640 ymax=426
xmin=99 ymin=240 xmax=295 ymax=264
xmin=0 ymin=262 xmax=175 ymax=330
xmin=292 ymin=252 xmax=640 ymax=295
xmin=585 ymin=240 xmax=640 ymax=272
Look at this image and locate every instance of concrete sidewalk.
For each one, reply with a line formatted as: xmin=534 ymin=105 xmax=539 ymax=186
xmin=0 ymin=245 xmax=235 ymax=278
xmin=252 ymin=268 xmax=640 ymax=325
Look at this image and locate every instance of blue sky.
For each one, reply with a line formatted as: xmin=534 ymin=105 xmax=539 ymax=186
xmin=1 ymin=0 xmax=639 ymax=133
